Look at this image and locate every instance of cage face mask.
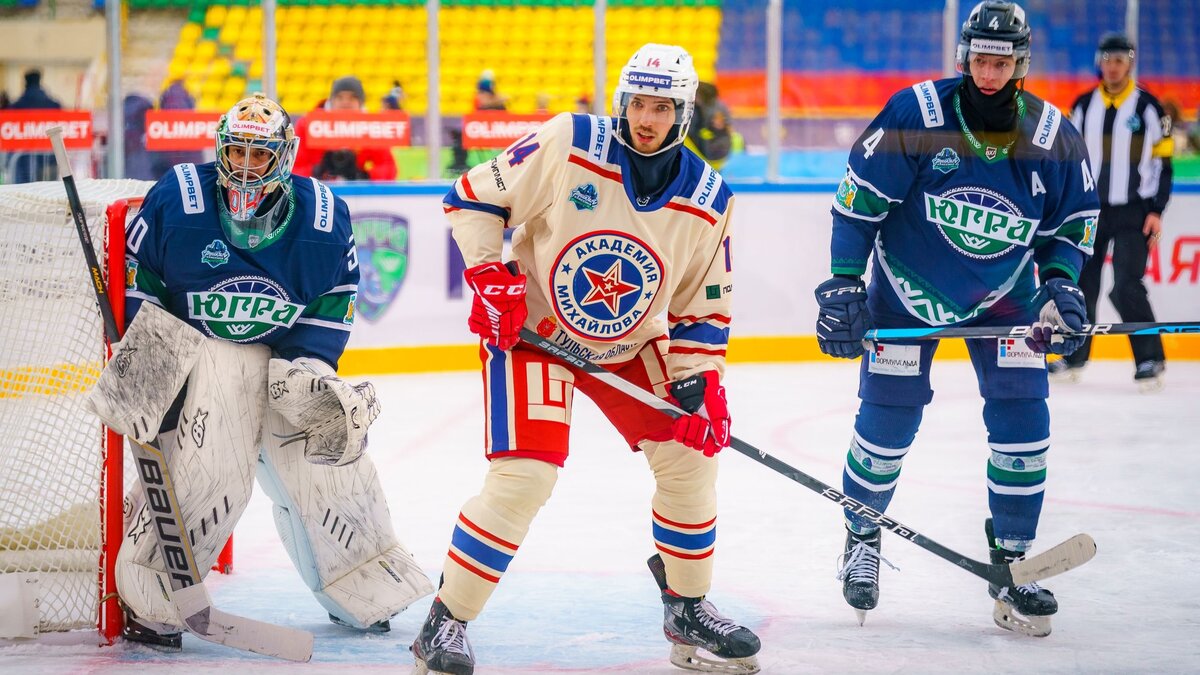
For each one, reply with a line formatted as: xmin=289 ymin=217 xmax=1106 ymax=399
xmin=214 ymin=94 xmax=298 ymax=249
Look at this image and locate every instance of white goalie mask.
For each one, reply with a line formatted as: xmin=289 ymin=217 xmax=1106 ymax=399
xmin=215 ymin=93 xmax=299 ymax=250
xmin=612 ymin=43 xmax=699 ymax=157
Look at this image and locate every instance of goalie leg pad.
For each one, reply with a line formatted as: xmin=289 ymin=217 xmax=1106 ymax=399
xmin=641 ymin=439 xmax=718 ymax=599
xmin=85 ymin=302 xmax=205 ymax=442
xmin=116 ymin=340 xmax=270 ymax=627
xmin=258 ymin=410 xmax=433 ymax=628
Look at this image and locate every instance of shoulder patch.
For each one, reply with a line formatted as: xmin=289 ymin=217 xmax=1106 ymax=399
xmin=1032 ymin=102 xmax=1062 ymax=150
xmin=310 ymin=177 xmax=334 ymax=232
xmin=173 ymin=163 xmax=205 ymax=214
xmin=586 ymin=115 xmax=615 ymax=165
xmin=689 ymin=163 xmax=724 ymax=211
xmin=910 ymin=80 xmax=944 ymax=128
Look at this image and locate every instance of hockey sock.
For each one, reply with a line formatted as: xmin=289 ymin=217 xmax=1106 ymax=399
xmin=983 ymin=398 xmax=1049 ymax=550
xmin=842 ymin=402 xmax=922 ymax=533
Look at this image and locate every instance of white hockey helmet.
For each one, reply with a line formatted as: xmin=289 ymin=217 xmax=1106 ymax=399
xmin=612 ymin=43 xmax=699 ymax=156
xmin=215 ymin=93 xmax=298 ymax=195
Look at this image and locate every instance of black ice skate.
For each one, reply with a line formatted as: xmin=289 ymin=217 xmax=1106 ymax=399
xmin=120 ymin=605 xmax=182 ymax=651
xmin=1134 ymin=359 xmax=1165 ymax=392
xmin=648 ymin=553 xmax=761 ymax=674
xmin=985 ymin=518 xmax=1058 ymax=637
xmin=836 ymin=527 xmax=896 ymax=626
xmin=329 ymin=612 xmax=391 ymax=633
xmin=410 ymin=598 xmax=474 ymax=675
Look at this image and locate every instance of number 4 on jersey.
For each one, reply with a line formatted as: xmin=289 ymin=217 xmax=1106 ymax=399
xmin=507 ymin=133 xmax=541 ymax=167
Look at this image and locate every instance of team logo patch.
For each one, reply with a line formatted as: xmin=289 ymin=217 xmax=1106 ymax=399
xmin=550 ymin=231 xmax=663 ymax=342
xmin=1081 ymin=216 xmax=1098 ymax=248
xmin=201 ymin=239 xmax=231 ymax=268
xmin=925 ymin=187 xmax=1040 ymax=259
xmin=1126 ymin=115 xmax=1142 ymax=133
xmin=836 ymin=174 xmax=858 ymax=210
xmin=186 ymin=275 xmax=304 ymax=342
xmin=353 ymin=212 xmax=409 ymax=323
xmin=932 ymin=147 xmax=960 ymax=174
xmin=125 ymin=259 xmax=139 ymax=290
xmin=569 ymin=183 xmax=599 ymax=211
xmin=867 ymin=343 xmax=921 ymax=376
xmin=997 ymin=338 xmax=1045 ymax=368
xmin=344 ymin=292 xmax=357 ymax=324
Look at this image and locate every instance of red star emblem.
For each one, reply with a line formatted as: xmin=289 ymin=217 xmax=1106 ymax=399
xmin=580 ymin=260 xmax=639 ymax=316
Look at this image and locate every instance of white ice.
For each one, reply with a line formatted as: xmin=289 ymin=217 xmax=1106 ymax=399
xmin=3 ymin=359 xmax=1199 ymax=674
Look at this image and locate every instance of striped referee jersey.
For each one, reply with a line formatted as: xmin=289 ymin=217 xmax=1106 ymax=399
xmin=1069 ymin=80 xmax=1174 ymax=211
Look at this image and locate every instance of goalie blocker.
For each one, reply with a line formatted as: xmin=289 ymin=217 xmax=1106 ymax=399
xmin=85 ymin=304 xmax=432 ymax=636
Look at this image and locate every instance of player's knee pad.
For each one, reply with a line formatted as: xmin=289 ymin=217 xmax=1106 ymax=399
xmin=116 ymin=340 xmax=268 ymax=626
xmin=641 ymin=440 xmax=718 ymax=598
xmin=983 ymin=399 xmax=1049 ymax=549
xmin=258 ymin=409 xmax=434 ymax=628
xmin=441 ymin=457 xmax=559 ymax=621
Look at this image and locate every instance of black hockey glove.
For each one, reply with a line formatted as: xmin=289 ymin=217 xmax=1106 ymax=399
xmin=1026 ymin=278 xmax=1087 ymax=355
xmin=814 ymin=275 xmax=872 ymax=359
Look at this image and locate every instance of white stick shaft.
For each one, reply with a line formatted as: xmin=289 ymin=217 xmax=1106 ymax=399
xmin=46 ymin=126 xmax=73 ymax=178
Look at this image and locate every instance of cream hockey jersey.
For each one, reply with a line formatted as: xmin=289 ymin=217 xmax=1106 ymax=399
xmin=445 ymin=112 xmax=734 ymax=381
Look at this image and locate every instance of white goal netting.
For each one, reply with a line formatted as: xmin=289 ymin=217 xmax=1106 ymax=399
xmin=0 ymin=178 xmax=152 ymax=634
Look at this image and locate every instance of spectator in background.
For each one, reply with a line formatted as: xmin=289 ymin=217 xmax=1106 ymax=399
xmin=686 ymin=82 xmax=735 ymax=169
xmin=473 ymin=69 xmax=508 ymax=111
xmin=150 ymin=79 xmax=205 ymax=179
xmin=8 ymin=69 xmax=62 ymax=183
xmin=382 ymin=80 xmax=405 ymax=111
xmin=293 ymin=76 xmax=397 ymax=181
xmin=122 ymin=93 xmax=156 ymax=180
xmin=574 ymin=94 xmax=591 ymax=114
xmin=535 ymin=92 xmax=551 ymax=115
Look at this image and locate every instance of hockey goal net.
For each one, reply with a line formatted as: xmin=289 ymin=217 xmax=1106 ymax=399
xmin=0 ymin=179 xmax=229 ymax=643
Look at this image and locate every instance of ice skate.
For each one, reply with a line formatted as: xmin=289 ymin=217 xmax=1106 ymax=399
xmin=120 ymin=605 xmax=182 ymax=651
xmin=410 ymin=598 xmax=474 ymax=675
xmin=648 ymin=554 xmax=761 ymax=674
xmin=1046 ymin=358 xmax=1085 ymax=383
xmin=1134 ymin=360 xmax=1165 ymax=393
xmin=836 ymin=527 xmax=896 ymax=625
xmin=985 ymin=519 xmax=1058 ymax=637
xmin=329 ymin=612 xmax=391 ymax=633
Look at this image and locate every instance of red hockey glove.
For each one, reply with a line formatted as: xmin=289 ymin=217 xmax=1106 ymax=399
xmin=465 ymin=262 xmax=528 ymax=350
xmin=668 ymin=370 xmax=731 ymax=457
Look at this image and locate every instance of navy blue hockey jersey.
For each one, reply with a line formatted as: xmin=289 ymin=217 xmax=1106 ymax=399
xmin=124 ymin=162 xmax=359 ymax=367
xmin=831 ymin=78 xmax=1101 ymax=325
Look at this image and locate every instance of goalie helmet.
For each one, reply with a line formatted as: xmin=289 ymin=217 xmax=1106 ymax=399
xmin=956 ymin=1 xmax=1032 ymax=80
xmin=612 ymin=43 xmax=699 ymax=156
xmin=214 ymin=93 xmax=299 ymax=249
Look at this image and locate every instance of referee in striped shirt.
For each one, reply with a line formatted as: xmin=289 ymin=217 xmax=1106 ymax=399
xmin=1056 ymin=32 xmax=1173 ymax=390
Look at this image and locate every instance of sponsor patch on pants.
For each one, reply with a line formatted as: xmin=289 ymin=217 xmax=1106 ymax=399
xmin=867 ymin=343 xmax=921 ymax=376
xmin=997 ymin=338 xmax=1046 ymax=368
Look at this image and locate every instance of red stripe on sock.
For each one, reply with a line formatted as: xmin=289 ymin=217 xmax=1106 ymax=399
xmin=448 ymin=549 xmax=501 ymax=584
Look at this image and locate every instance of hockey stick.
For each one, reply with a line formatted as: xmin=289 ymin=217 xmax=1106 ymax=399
xmin=520 ymin=328 xmax=1096 ymax=588
xmin=866 ymin=320 xmax=1200 ymax=341
xmin=49 ymin=127 xmax=314 ymax=662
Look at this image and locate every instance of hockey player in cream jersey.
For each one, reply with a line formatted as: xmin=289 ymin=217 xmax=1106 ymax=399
xmin=410 ymin=45 xmax=760 ymax=675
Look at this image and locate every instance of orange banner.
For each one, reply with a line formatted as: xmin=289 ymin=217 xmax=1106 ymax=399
xmin=145 ymin=110 xmax=222 ymax=151
xmin=461 ymin=112 xmax=553 ymax=149
xmin=302 ymin=110 xmax=411 ymax=149
xmin=0 ymin=110 xmax=93 ymax=151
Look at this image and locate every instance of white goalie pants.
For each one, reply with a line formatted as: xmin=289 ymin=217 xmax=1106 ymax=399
xmin=115 ymin=339 xmax=432 ymax=630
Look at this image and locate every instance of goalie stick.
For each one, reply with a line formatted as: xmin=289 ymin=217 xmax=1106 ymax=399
xmin=866 ymin=320 xmax=1200 ymax=341
xmin=49 ymin=127 xmax=314 ymax=662
xmin=520 ymin=328 xmax=1096 ymax=588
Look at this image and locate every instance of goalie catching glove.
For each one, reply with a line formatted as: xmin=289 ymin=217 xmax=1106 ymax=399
xmin=668 ymin=370 xmax=731 ymax=458
xmin=465 ymin=261 xmax=528 ymax=350
xmin=267 ymin=357 xmax=380 ymax=466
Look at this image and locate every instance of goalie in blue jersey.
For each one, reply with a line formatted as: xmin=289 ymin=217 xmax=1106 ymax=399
xmin=812 ymin=1 xmax=1100 ymax=637
xmin=84 ymin=94 xmax=432 ymax=650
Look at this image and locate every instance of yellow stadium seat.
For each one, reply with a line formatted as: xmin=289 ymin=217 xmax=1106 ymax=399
xmin=194 ymin=40 xmax=218 ymax=61
xmin=179 ymin=22 xmax=202 ymax=43
xmin=204 ymin=5 xmax=227 ymax=28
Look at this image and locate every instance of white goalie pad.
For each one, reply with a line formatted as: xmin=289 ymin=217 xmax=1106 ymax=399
xmin=258 ymin=410 xmax=434 ymax=628
xmin=266 ymin=357 xmax=380 ymax=467
xmin=116 ymin=340 xmax=270 ymax=627
xmin=84 ymin=303 xmax=205 ymax=442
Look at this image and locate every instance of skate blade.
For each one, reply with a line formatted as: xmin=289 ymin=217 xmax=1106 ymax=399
xmin=670 ymin=644 xmax=761 ymax=674
xmin=854 ymin=608 xmax=867 ymax=626
xmin=1137 ymin=377 xmax=1164 ymax=393
xmin=992 ymin=600 xmax=1052 ymax=637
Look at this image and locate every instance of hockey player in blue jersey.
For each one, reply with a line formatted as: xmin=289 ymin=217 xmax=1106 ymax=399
xmin=84 ymin=93 xmax=432 ymax=650
xmin=812 ymin=1 xmax=1100 ymax=637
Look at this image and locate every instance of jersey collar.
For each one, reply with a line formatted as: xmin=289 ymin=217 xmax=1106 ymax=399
xmin=1099 ymin=79 xmax=1136 ymax=109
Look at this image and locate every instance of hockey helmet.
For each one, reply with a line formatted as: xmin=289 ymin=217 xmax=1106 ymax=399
xmin=1095 ymin=32 xmax=1136 ymax=68
xmin=612 ymin=43 xmax=699 ymax=156
xmin=956 ymin=1 xmax=1032 ymax=80
xmin=214 ymin=94 xmax=299 ymax=249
